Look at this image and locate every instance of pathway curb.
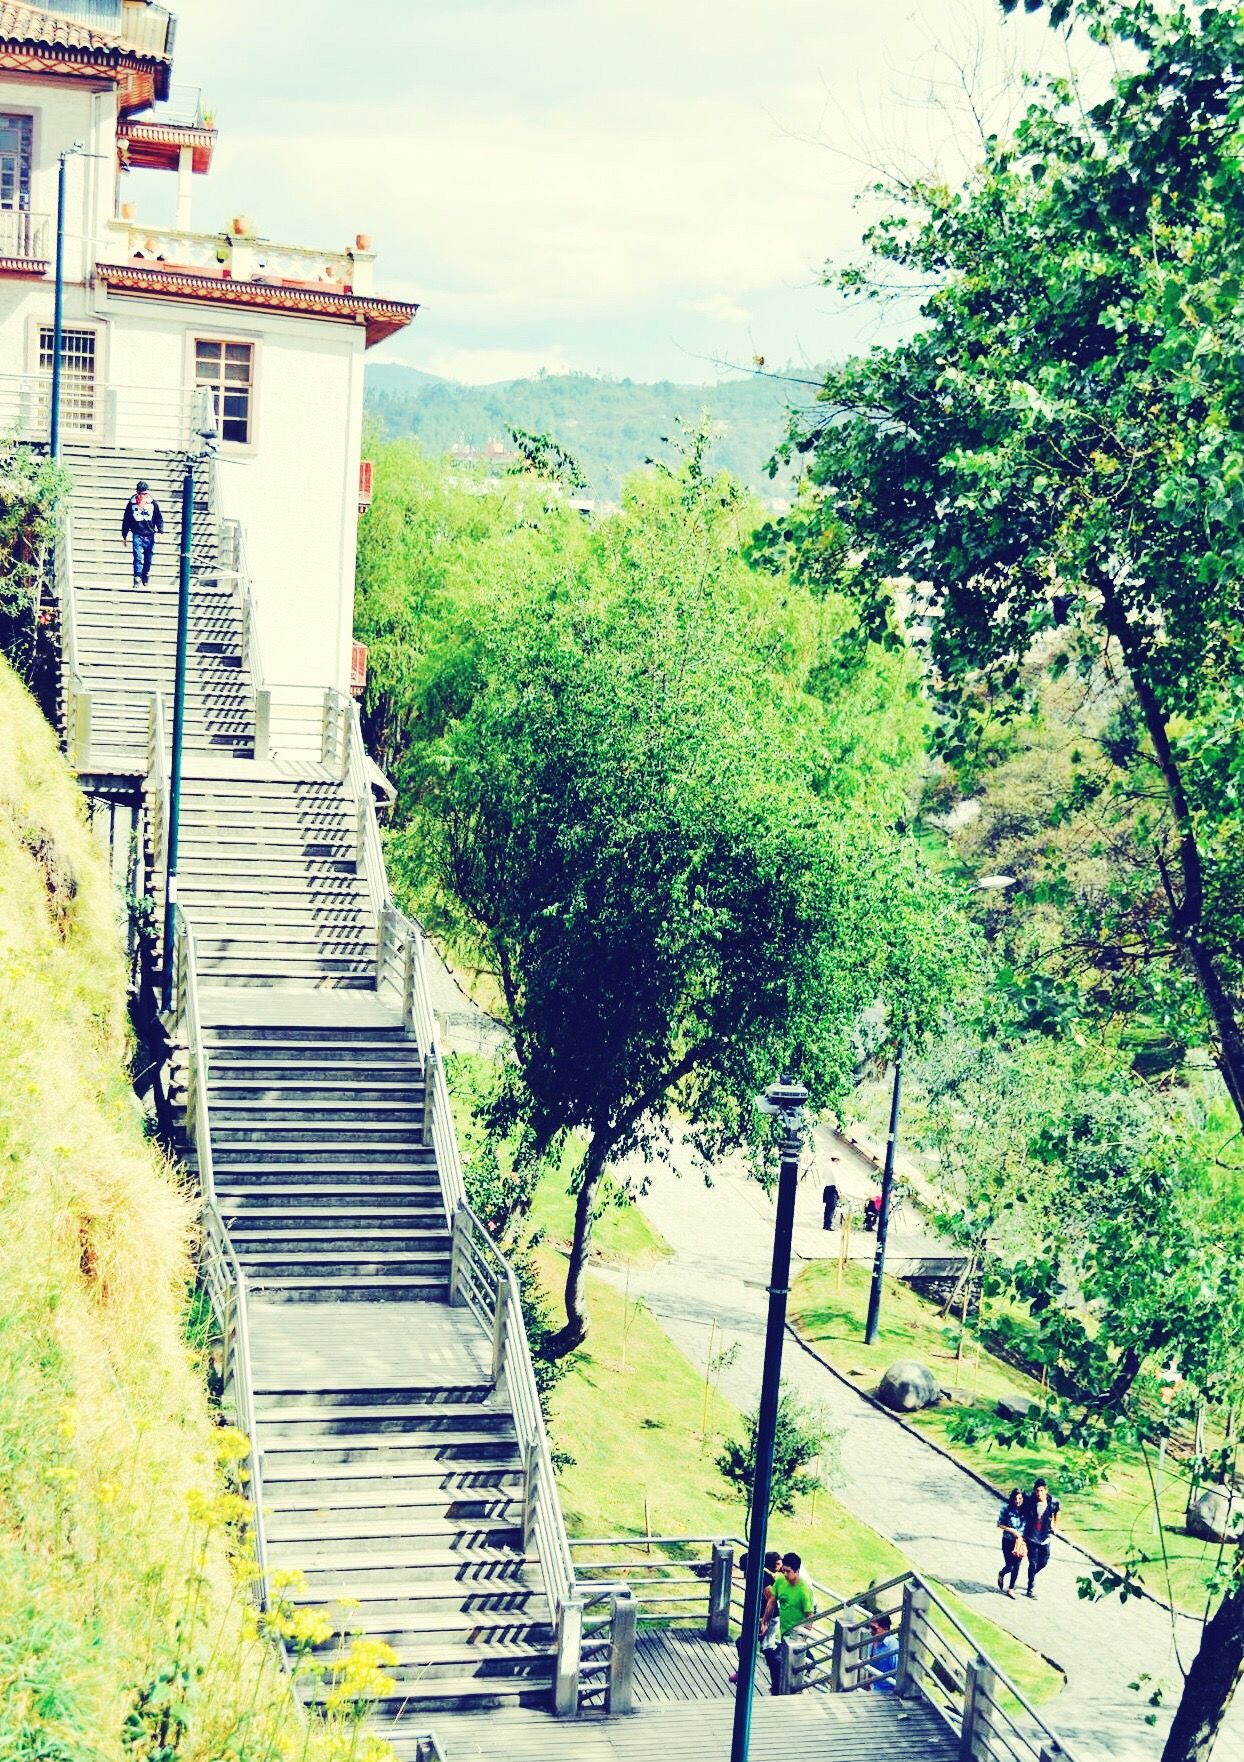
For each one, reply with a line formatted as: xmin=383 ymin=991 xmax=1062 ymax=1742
xmin=783 ymin=1319 xmax=1183 ymax=1621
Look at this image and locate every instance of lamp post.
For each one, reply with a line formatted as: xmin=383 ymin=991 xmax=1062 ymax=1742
xmin=864 ymin=1046 xmax=902 ymax=1346
xmin=730 ymin=1075 xmax=809 ymax=1762
xmin=50 ymin=141 xmax=85 ymax=461
xmin=160 ymin=390 xmax=218 ymax=1010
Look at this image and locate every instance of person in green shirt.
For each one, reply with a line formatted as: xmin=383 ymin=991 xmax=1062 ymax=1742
xmin=768 ymin=1553 xmax=815 ymax=1692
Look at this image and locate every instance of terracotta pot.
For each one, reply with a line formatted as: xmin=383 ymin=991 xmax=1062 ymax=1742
xmin=230 ymin=215 xmax=253 ymax=237
xmin=354 ymin=232 xmax=372 ymax=252
xmin=119 ymin=201 xmax=136 ymax=221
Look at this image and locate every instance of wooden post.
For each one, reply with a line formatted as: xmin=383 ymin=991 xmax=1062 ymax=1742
xmin=253 ymin=687 xmax=270 ymax=763
xmin=491 ymin=1277 xmax=508 ymax=1385
xmin=706 ymin=1540 xmax=734 ymax=1641
xmin=521 ymin=1438 xmax=538 ymax=1554
xmin=402 ymin=933 xmax=416 ymax=1028
xmin=554 ymin=1597 xmax=583 ymax=1717
xmin=701 ymin=1316 xmax=717 ymax=1441
xmin=423 ymin=1048 xmax=436 ymax=1147
xmin=961 ymin=1655 xmax=999 ymax=1761
xmin=777 ymin=1628 xmax=809 ymax=1696
xmin=355 ymin=794 xmax=367 ymax=876
xmin=896 ymin=1578 xmax=928 ymax=1698
xmin=607 ymin=1588 xmax=637 ymax=1715
xmin=831 ymin=1610 xmax=865 ymax=1693
xmin=448 ymin=1206 xmax=466 ymax=1307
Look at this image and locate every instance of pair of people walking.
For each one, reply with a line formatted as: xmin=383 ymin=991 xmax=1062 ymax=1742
xmin=729 ymin=1549 xmax=814 ymax=1694
xmin=121 ymin=479 xmax=164 ymax=586
xmin=997 ymin=1479 xmax=1060 ymax=1599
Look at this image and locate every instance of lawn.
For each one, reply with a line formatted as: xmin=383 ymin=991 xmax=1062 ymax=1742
xmin=790 ymin=1260 xmax=1222 ymax=1616
xmin=544 ymin=1252 xmax=1064 ymax=1704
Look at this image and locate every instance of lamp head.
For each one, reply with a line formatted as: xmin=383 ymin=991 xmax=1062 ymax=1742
xmin=755 ymin=1074 xmax=809 ymax=1143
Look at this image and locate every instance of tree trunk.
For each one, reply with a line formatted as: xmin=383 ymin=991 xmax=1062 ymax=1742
xmin=546 ymin=1136 xmax=611 ymax=1359
xmin=1161 ymin=1578 xmax=1244 ymax=1762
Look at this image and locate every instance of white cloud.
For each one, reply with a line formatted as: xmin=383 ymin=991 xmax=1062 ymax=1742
xmin=414 ymin=344 xmax=573 ymax=385
xmin=684 ymin=294 xmax=752 ymax=326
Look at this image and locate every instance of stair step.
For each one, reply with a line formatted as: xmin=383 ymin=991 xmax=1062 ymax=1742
xmin=259 ymin=1459 xmax=524 ymax=1493
xmin=222 ymin=1197 xmax=444 ymax=1216
xmin=248 ymin=1275 xmax=451 ymax=1301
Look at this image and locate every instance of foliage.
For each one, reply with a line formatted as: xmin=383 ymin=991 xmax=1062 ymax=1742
xmin=715 ymin=1389 xmax=836 ymax=1530
xmin=508 ymin=426 xmax=588 ymax=491
xmin=769 ymin=0 xmax=1244 ymax=1132
xmin=0 ymin=441 xmax=68 ymax=688
xmin=371 ymin=440 xmax=969 ymax=1353
xmin=0 ymin=659 xmax=384 ymax=1760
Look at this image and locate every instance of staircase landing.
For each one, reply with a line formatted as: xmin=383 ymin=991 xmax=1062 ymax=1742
xmin=401 ymin=1687 xmax=957 ymax=1761
xmin=248 ymin=1300 xmax=492 ymax=1392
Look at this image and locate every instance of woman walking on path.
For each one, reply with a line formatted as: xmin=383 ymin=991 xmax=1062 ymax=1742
xmin=121 ymin=479 xmax=164 ymax=586
xmin=996 ymin=1488 xmax=1026 ymax=1597
xmin=1023 ymin=1478 xmax=1060 ymax=1600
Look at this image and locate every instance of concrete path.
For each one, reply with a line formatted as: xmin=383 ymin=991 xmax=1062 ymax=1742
xmin=602 ymin=1140 xmax=1244 ymax=1762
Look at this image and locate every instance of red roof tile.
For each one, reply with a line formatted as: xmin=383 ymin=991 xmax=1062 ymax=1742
xmin=0 ymin=3 xmax=169 ymax=60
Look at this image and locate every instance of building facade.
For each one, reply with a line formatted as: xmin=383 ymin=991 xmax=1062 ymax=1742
xmin=0 ymin=0 xmax=415 ymax=694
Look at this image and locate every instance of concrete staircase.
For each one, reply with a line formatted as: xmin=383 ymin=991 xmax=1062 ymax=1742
xmin=63 ymin=445 xmax=255 ymax=771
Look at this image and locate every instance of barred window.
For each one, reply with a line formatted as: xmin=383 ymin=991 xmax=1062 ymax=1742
xmin=195 ymin=339 xmax=253 ymax=444
xmin=38 ymin=326 xmax=96 ymax=433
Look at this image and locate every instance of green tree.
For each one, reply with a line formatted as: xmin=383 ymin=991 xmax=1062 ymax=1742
xmin=769 ymin=0 xmax=1244 ymax=1131
xmin=386 ymin=452 xmax=968 ymax=1355
xmin=716 ymin=1390 xmax=836 ymax=1532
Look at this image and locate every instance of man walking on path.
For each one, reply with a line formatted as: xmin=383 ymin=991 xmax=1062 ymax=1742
xmin=121 ymin=479 xmax=163 ymax=586
xmin=1023 ymin=1478 xmax=1060 ymax=1599
xmin=822 ymin=1181 xmax=839 ymax=1231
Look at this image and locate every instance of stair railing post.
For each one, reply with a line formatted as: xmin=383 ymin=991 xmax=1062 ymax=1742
xmin=491 ymin=1275 xmax=508 ymax=1386
xmin=253 ymin=687 xmax=270 ymax=762
xmin=402 ymin=933 xmax=416 ymax=1030
xmin=448 ymin=1205 xmax=467 ymax=1307
xmin=831 ymin=1608 xmax=865 ymax=1693
xmin=520 ymin=1437 xmax=538 ymax=1555
xmin=706 ymin=1541 xmax=734 ymax=1641
xmin=896 ymin=1578 xmax=927 ymax=1699
xmin=607 ymin=1588 xmax=637 ymax=1716
xmin=422 ymin=1047 xmax=436 ymax=1148
xmin=961 ymin=1655 xmax=997 ymax=1761
xmin=375 ymin=902 xmax=389 ymax=992
xmin=355 ymin=792 xmax=366 ymax=877
xmin=554 ymin=1594 xmax=583 ymax=1717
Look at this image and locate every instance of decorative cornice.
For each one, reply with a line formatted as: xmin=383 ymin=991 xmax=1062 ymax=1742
xmin=0 ymin=252 xmax=45 ymax=275
xmin=96 ymin=261 xmax=419 ymax=347
xmin=118 ymin=119 xmax=216 ymax=174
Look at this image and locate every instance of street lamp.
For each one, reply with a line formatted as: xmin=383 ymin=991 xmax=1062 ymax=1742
xmin=160 ymin=388 xmax=218 ymax=1010
xmin=50 ymin=141 xmax=86 ymax=461
xmin=730 ymin=1074 xmax=809 ymax=1762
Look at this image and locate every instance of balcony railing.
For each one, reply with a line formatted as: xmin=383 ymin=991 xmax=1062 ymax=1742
xmin=0 ymin=211 xmax=49 ymax=264
xmin=102 ymin=219 xmax=375 ymax=293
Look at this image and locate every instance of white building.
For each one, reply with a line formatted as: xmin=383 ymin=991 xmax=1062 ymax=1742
xmin=0 ymin=0 xmax=415 ymax=697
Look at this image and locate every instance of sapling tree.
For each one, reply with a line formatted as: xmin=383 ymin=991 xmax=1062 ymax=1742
xmin=717 ymin=1390 xmax=837 ymax=1531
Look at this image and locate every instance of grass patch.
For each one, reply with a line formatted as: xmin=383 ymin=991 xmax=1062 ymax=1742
xmin=791 ymin=1258 xmax=1220 ymax=1615
xmin=543 ymin=1250 xmax=1062 ymax=1704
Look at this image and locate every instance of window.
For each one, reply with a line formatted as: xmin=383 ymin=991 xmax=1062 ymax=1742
xmin=0 ymin=115 xmax=32 ymax=212
xmin=195 ymin=339 xmax=253 ymax=444
xmin=38 ymin=326 xmax=95 ymax=432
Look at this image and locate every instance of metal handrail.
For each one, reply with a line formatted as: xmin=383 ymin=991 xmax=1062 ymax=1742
xmin=51 ymin=511 xmax=91 ymax=767
xmin=172 ymin=902 xmax=276 ymax=1622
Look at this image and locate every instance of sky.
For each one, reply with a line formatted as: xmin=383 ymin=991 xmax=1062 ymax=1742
xmin=145 ymin=1 xmax=1078 ymax=386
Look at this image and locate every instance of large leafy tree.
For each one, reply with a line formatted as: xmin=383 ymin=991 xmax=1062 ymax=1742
xmin=769 ymin=0 xmax=1244 ymax=1128
xmin=773 ymin=2 xmax=1244 ymax=1750
xmin=383 ymin=449 xmax=967 ymax=1355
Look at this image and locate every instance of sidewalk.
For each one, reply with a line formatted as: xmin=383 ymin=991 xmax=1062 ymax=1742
xmin=605 ymin=1143 xmax=1244 ymax=1762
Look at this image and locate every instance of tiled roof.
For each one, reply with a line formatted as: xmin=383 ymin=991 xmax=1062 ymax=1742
xmin=0 ymin=3 xmax=168 ymax=60
xmin=97 ymin=262 xmax=419 ymax=348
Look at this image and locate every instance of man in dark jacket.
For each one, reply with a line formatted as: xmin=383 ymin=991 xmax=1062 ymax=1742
xmin=121 ymin=479 xmax=164 ymax=585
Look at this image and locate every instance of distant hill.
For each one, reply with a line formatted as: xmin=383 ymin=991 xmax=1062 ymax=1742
xmin=363 ymin=364 xmax=817 ymax=502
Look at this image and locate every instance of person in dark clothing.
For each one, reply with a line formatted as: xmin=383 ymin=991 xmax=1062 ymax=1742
xmin=822 ymin=1182 xmax=839 ymax=1231
xmin=863 ymin=1194 xmax=880 ymax=1232
xmin=729 ymin=1549 xmax=780 ymax=1687
xmin=1022 ymin=1478 xmax=1060 ymax=1598
xmin=121 ymin=479 xmax=164 ymax=585
xmin=996 ymin=1487 xmax=1026 ymax=1597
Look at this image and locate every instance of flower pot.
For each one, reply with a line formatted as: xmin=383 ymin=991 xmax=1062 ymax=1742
xmin=119 ymin=201 xmax=136 ymax=221
xmin=354 ymin=232 xmax=372 ymax=252
xmin=230 ymin=215 xmax=253 ymax=237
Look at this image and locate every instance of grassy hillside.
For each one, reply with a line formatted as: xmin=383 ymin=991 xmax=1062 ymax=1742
xmin=0 ymin=660 xmax=376 ymax=1761
xmin=365 ymin=364 xmax=813 ymax=500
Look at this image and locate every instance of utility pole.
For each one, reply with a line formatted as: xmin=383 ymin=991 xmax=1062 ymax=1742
xmin=864 ymin=1047 xmax=903 ymax=1347
xmin=730 ymin=1075 xmax=808 ymax=1762
xmin=160 ymin=461 xmax=193 ymax=1010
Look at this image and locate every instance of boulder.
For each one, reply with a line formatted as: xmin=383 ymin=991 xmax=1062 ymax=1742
xmin=997 ymin=1393 xmax=1037 ymax=1422
xmin=1186 ymin=1483 xmax=1244 ymax=1544
xmin=877 ymin=1360 xmax=941 ymax=1412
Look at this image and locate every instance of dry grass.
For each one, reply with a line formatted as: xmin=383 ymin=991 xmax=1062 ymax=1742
xmin=0 ymin=660 xmax=395 ymax=1761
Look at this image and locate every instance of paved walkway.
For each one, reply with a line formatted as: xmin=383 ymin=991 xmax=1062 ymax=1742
xmin=603 ymin=1141 xmax=1244 ymax=1762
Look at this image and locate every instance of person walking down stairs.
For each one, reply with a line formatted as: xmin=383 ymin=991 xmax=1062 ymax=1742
xmin=121 ymin=479 xmax=164 ymax=586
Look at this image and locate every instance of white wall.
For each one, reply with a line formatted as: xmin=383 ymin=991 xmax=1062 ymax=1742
xmin=101 ymin=289 xmax=365 ymax=693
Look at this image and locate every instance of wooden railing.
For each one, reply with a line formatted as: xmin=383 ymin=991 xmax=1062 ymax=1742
xmin=784 ymin=1569 xmax=1079 ymax=1760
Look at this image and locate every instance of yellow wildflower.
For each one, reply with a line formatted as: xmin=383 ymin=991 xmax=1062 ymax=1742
xmin=212 ymin=1426 xmax=251 ymax=1464
xmin=270 ymin=1567 xmax=307 ymax=1593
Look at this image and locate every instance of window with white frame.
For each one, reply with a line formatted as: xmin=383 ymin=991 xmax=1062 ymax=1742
xmin=0 ymin=115 xmax=32 ymax=211
xmin=195 ymin=339 xmax=254 ymax=444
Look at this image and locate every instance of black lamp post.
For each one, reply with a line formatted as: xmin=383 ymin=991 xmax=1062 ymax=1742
xmin=160 ymin=390 xmax=218 ymax=1010
xmin=50 ymin=141 xmax=85 ymax=461
xmin=864 ymin=1046 xmax=903 ymax=1346
xmin=730 ymin=1074 xmax=809 ymax=1762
